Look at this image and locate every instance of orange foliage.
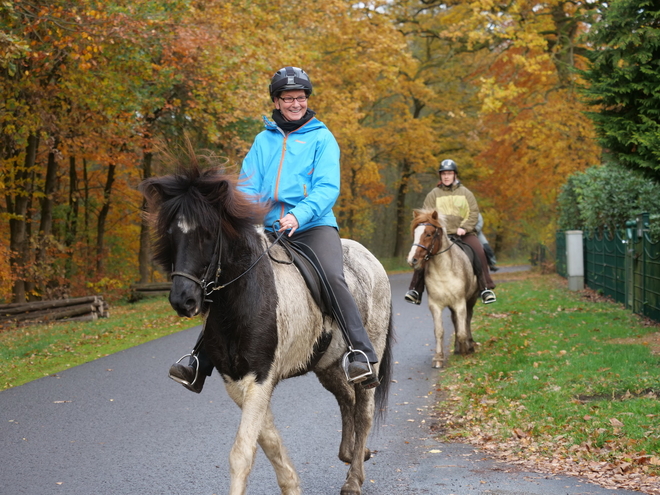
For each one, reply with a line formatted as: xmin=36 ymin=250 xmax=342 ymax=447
xmin=451 ymin=0 xmax=603 ymax=252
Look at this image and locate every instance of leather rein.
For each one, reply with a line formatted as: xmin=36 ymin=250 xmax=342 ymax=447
xmin=412 ymin=222 xmax=456 ymax=261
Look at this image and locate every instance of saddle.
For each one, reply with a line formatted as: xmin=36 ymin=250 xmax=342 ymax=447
xmin=448 ymin=235 xmax=484 ymax=282
xmin=267 ymin=233 xmax=350 ymax=342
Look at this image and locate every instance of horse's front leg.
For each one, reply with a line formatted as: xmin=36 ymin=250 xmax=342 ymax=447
xmin=258 ymin=406 xmax=301 ymax=495
xmin=224 ymin=376 xmax=291 ymax=495
xmin=428 ymin=300 xmax=446 ymax=368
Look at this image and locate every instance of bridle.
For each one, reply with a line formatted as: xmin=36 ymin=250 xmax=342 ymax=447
xmin=412 ymin=222 xmax=455 ymax=261
xmin=170 ymin=221 xmax=286 ymax=301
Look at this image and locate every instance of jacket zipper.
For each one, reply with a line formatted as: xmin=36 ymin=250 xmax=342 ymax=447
xmin=274 ymin=130 xmax=288 ymax=203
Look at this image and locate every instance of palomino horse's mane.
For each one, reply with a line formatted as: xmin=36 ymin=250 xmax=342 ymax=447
xmin=140 ymin=163 xmax=269 ymax=272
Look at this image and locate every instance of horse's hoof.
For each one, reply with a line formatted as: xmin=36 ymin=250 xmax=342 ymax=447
xmin=340 ymin=482 xmax=361 ymax=495
xmin=455 ymin=342 xmax=474 ymax=356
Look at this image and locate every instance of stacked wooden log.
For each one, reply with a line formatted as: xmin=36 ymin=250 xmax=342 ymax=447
xmin=0 ymin=296 xmax=109 ymax=325
xmin=129 ymin=282 xmax=171 ymax=301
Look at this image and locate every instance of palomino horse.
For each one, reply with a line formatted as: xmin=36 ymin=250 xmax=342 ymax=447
xmin=406 ymin=209 xmax=479 ymax=368
xmin=140 ymin=163 xmax=393 ymax=495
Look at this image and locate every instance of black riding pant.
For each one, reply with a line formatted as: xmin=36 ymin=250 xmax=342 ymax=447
xmin=290 ymin=226 xmax=378 ymax=364
xmin=187 ymin=226 xmax=378 ymax=374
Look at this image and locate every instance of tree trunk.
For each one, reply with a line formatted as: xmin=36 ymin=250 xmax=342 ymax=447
xmin=82 ymin=157 xmax=90 ymax=259
xmin=393 ymin=158 xmax=414 ymax=258
xmin=138 ymin=151 xmax=152 ymax=283
xmin=6 ymin=134 xmax=39 ymax=303
xmin=65 ymin=155 xmax=79 ymax=278
xmin=96 ymin=163 xmax=116 ymax=275
xmin=38 ymin=146 xmax=58 ymax=237
xmin=36 ymin=144 xmax=59 ymax=261
xmin=393 ymin=98 xmax=425 ymax=258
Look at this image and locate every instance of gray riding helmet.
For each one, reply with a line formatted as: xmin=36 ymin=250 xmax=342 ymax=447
xmin=438 ymin=159 xmax=458 ymax=174
xmin=269 ymin=67 xmax=313 ymax=101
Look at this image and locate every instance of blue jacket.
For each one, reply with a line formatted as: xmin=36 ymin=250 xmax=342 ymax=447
xmin=238 ymin=115 xmax=340 ymax=232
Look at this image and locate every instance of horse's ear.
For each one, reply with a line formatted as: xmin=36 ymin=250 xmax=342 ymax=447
xmin=412 ymin=209 xmax=420 ymax=219
xmin=431 ymin=210 xmax=439 ymax=220
xmin=138 ymin=178 xmax=165 ymax=205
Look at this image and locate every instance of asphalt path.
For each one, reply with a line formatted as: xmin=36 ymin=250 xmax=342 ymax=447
xmin=0 ymin=269 xmax=641 ymax=495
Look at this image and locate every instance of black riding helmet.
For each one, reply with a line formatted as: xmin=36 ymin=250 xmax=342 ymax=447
xmin=438 ymin=159 xmax=458 ymax=174
xmin=269 ymin=67 xmax=313 ymax=101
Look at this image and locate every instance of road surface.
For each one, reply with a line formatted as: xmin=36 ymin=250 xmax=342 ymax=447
xmin=0 ymin=270 xmax=640 ymax=494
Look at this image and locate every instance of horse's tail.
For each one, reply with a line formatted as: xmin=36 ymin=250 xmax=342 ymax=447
xmin=374 ymin=304 xmax=395 ymax=427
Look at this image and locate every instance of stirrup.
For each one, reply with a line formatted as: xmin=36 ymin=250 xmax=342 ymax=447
xmin=169 ymin=353 xmax=200 ymax=387
xmin=342 ymin=349 xmax=374 ymax=383
xmin=481 ymin=289 xmax=496 ymax=304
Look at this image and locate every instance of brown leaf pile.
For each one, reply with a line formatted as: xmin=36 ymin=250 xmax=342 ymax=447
xmin=432 ymin=404 xmax=660 ymax=494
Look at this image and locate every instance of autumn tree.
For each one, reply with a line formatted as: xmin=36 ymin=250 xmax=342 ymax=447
xmin=431 ymin=0 xmax=604 ymax=254
xmin=348 ymin=0 xmax=489 ymax=257
xmin=0 ymin=0 xmax=192 ymax=300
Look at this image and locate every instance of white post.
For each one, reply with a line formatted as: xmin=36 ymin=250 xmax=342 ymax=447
xmin=565 ymin=230 xmax=584 ymax=291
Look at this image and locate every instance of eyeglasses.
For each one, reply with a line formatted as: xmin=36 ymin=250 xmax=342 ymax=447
xmin=279 ymin=96 xmax=308 ymax=103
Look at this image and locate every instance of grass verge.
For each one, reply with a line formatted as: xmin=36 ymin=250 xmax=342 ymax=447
xmin=0 ymin=296 xmax=200 ymax=390
xmin=435 ymin=272 xmax=660 ymax=491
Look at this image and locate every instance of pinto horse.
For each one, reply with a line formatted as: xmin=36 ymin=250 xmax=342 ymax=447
xmin=140 ymin=163 xmax=393 ymax=495
xmin=406 ymin=209 xmax=478 ymax=368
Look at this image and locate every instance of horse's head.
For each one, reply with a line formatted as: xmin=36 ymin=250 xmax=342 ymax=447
xmin=140 ymin=162 xmax=266 ymax=318
xmin=406 ymin=209 xmax=446 ymax=270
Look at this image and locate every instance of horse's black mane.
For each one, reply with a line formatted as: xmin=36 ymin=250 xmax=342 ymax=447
xmin=140 ymin=162 xmax=268 ymax=272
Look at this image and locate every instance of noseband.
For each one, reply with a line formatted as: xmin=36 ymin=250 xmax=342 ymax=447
xmin=412 ymin=222 xmax=455 ymax=261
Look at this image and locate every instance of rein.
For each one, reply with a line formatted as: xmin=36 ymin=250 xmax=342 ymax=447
xmin=171 ymin=222 xmax=287 ymax=300
xmin=412 ymin=222 xmax=456 ymax=261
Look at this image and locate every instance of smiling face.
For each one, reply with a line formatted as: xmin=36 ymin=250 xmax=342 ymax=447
xmin=274 ymin=89 xmax=308 ymax=121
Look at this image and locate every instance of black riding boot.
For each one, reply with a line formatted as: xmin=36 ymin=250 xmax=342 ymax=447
xmin=405 ymin=269 xmax=425 ymax=304
xmin=168 ymin=329 xmax=214 ymax=393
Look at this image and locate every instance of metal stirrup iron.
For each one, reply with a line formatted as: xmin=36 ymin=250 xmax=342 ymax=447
xmin=342 ymin=348 xmax=374 ymax=383
xmin=168 ymin=353 xmax=200 ymax=387
xmin=481 ymin=289 xmax=496 ymax=304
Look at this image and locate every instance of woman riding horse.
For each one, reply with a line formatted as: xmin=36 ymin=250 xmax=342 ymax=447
xmin=404 ymin=159 xmax=496 ymax=306
xmin=169 ymin=66 xmax=379 ymax=393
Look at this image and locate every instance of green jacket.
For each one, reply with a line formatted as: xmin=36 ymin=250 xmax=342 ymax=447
xmin=422 ymin=182 xmax=479 ymax=235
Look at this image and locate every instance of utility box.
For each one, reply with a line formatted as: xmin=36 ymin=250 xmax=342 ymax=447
xmin=565 ymin=230 xmax=584 ymax=291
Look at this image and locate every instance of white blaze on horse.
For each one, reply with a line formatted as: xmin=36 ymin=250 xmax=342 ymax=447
xmin=406 ymin=209 xmax=479 ymax=368
xmin=140 ymin=162 xmax=394 ymax=495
